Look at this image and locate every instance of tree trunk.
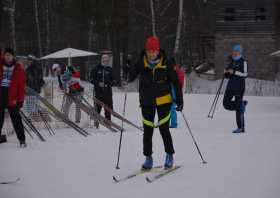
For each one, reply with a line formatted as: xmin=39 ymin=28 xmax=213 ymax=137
xmin=10 ymin=0 xmax=16 ymax=55
xmin=174 ymin=0 xmax=183 ymax=61
xmin=150 ymin=0 xmax=156 ymax=37
xmin=45 ymin=0 xmax=51 ymax=77
xmin=35 ymin=0 xmax=43 ymax=67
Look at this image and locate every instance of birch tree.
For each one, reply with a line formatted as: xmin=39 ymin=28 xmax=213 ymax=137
xmin=45 ymin=0 xmax=51 ymax=76
xmin=35 ymin=0 xmax=43 ymax=65
xmin=10 ymin=0 xmax=16 ymax=54
xmin=174 ymin=0 xmax=183 ymax=61
xmin=150 ymin=0 xmax=156 ymax=37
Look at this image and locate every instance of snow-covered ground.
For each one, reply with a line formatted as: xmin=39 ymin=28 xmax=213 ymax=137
xmin=1 ymin=91 xmax=280 ymax=198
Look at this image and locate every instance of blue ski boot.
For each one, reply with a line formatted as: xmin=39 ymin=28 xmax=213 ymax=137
xmin=141 ymin=155 xmax=153 ymax=170
xmin=233 ymin=127 xmax=245 ymax=133
xmin=164 ymin=154 xmax=173 ymax=169
xmin=242 ymin=101 xmax=248 ymax=113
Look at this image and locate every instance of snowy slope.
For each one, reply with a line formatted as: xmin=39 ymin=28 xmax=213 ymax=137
xmin=1 ymin=92 xmax=280 ymax=198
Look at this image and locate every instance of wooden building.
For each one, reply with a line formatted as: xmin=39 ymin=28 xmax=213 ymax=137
xmin=209 ymin=0 xmax=280 ymax=81
xmin=0 ymin=0 xmax=13 ymax=50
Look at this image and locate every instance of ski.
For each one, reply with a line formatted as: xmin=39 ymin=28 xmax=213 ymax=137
xmin=84 ymin=92 xmax=143 ymax=132
xmin=0 ymin=178 xmax=20 ymax=184
xmin=146 ymin=165 xmax=183 ymax=182
xmin=113 ymin=166 xmax=163 ymax=182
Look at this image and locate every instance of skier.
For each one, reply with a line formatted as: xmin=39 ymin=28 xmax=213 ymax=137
xmin=223 ymin=45 xmax=248 ymax=133
xmin=52 ymin=63 xmax=84 ymax=123
xmin=90 ymin=55 xmax=116 ymax=121
xmin=25 ymin=55 xmax=45 ymax=119
xmin=169 ymin=57 xmax=184 ymax=129
xmin=0 ymin=48 xmax=27 ymax=147
xmin=123 ymin=37 xmax=183 ymax=170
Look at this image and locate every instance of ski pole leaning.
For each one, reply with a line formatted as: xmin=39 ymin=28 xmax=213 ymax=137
xmin=207 ymin=74 xmax=225 ymax=118
xmin=181 ymin=111 xmax=207 ymax=164
xmin=116 ymin=72 xmax=130 ymax=169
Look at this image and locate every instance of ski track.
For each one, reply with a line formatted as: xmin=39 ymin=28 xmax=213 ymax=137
xmin=1 ymin=92 xmax=280 ymax=198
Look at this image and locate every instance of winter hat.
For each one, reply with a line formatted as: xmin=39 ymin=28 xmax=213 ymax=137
xmin=233 ymin=45 xmax=242 ymax=54
xmin=146 ymin=37 xmax=159 ymax=51
xmin=4 ymin=48 xmax=14 ymax=57
xmin=101 ymin=55 xmax=110 ymax=62
xmin=26 ymin=55 xmax=36 ymax=62
xmin=52 ymin=63 xmax=60 ymax=72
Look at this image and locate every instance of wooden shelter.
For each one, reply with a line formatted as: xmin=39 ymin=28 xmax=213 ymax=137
xmin=205 ymin=0 xmax=280 ymax=81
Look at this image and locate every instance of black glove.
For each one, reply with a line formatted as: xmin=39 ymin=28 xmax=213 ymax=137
xmin=225 ymin=72 xmax=230 ymax=79
xmin=17 ymin=102 xmax=23 ymax=109
xmin=123 ymin=64 xmax=130 ymax=75
xmin=125 ymin=59 xmax=131 ymax=65
xmin=175 ymin=98 xmax=184 ymax=112
xmin=104 ymin=84 xmax=111 ymax=90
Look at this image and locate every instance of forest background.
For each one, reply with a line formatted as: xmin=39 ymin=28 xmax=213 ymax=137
xmin=5 ymin=0 xmax=215 ymax=87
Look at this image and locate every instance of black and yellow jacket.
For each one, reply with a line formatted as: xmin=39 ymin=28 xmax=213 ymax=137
xmin=129 ymin=49 xmax=183 ymax=106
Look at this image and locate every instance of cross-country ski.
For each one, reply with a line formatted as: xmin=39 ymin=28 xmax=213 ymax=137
xmin=146 ymin=165 xmax=183 ymax=182
xmin=113 ymin=166 xmax=163 ymax=182
xmin=0 ymin=178 xmax=20 ymax=185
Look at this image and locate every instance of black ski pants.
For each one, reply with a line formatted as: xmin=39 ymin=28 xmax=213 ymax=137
xmin=0 ymin=95 xmax=25 ymax=142
xmin=223 ymin=89 xmax=244 ymax=129
xmin=95 ymin=89 xmax=113 ymax=121
xmin=141 ymin=103 xmax=175 ymax=156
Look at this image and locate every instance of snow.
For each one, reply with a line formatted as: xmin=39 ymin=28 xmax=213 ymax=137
xmin=1 ymin=90 xmax=280 ymax=198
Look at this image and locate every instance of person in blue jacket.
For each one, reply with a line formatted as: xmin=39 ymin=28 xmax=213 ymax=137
xmin=223 ymin=45 xmax=248 ymax=133
xmin=90 ymin=55 xmax=116 ymax=121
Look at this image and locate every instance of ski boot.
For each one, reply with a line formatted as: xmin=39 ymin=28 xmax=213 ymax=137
xmin=164 ymin=154 xmax=173 ymax=169
xmin=233 ymin=127 xmax=245 ymax=133
xmin=141 ymin=155 xmax=153 ymax=170
xmin=242 ymin=101 xmax=248 ymax=113
xmin=20 ymin=141 xmax=27 ymax=148
xmin=0 ymin=135 xmax=7 ymax=144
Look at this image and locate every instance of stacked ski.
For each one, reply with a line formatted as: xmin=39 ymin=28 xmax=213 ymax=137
xmin=25 ymin=86 xmax=89 ymax=137
xmin=19 ymin=110 xmax=45 ymax=141
xmin=25 ymin=88 xmax=55 ymax=136
xmin=85 ymin=92 xmax=143 ymax=131
xmin=92 ymin=90 xmax=99 ymax=129
xmin=64 ymin=93 xmax=123 ymax=133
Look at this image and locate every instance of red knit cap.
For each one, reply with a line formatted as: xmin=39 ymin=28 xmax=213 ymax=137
xmin=146 ymin=37 xmax=159 ymax=51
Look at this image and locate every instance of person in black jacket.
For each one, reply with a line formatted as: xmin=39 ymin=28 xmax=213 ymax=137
xmin=223 ymin=45 xmax=248 ymax=133
xmin=25 ymin=55 xmax=45 ymax=118
xmin=90 ymin=55 xmax=116 ymax=121
xmin=123 ymin=37 xmax=183 ymax=170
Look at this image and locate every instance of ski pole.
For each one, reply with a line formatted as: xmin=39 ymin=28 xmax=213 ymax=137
xmin=209 ymin=76 xmax=225 ymax=118
xmin=207 ymin=74 xmax=225 ymax=118
xmin=116 ymin=72 xmax=129 ymax=169
xmin=181 ymin=111 xmax=207 ymax=164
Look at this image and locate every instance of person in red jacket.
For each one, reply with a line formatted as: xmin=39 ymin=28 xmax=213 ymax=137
xmin=0 ymin=48 xmax=27 ymax=148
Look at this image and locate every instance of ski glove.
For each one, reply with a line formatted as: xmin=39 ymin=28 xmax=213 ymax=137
xmin=17 ymin=102 xmax=23 ymax=109
xmin=65 ymin=71 xmax=72 ymax=77
xmin=175 ymin=98 xmax=184 ymax=112
xmin=123 ymin=64 xmax=130 ymax=75
xmin=62 ymin=83 xmax=67 ymax=89
xmin=125 ymin=59 xmax=131 ymax=65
